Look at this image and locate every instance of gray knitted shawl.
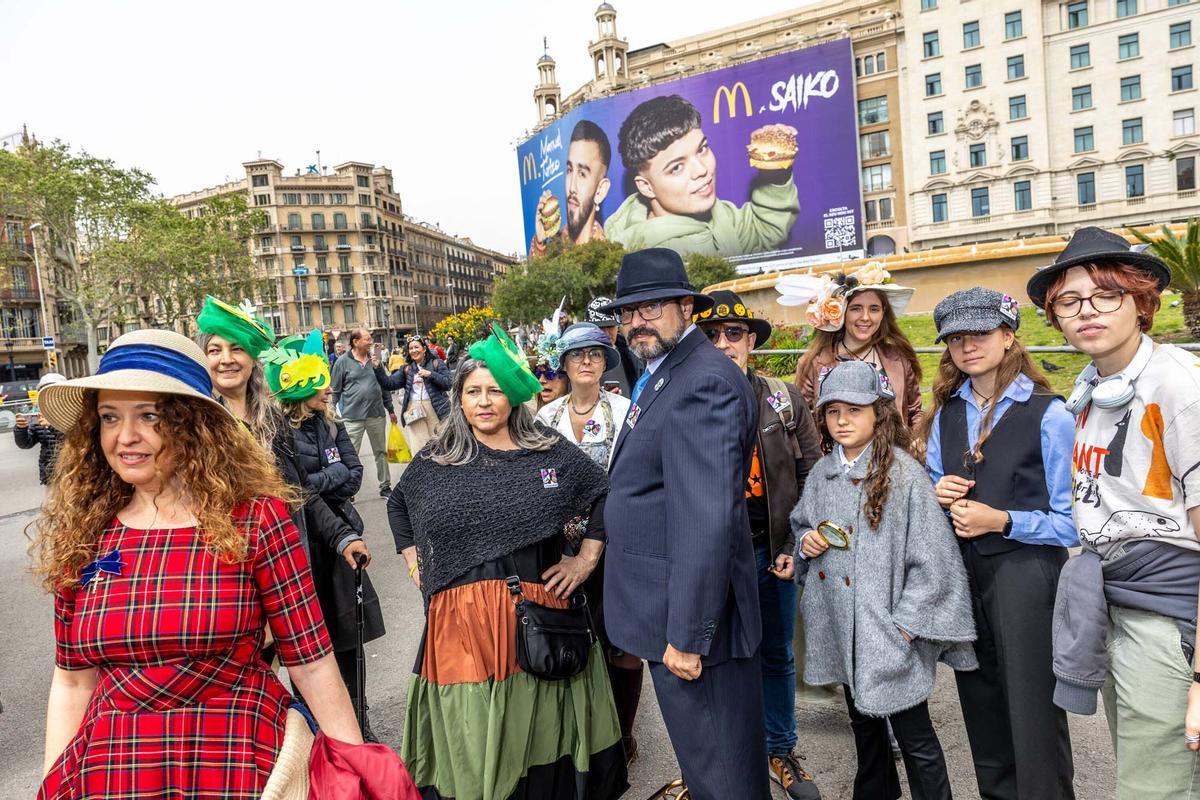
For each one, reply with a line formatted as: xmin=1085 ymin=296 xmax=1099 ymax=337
xmin=399 ymin=434 xmax=608 ymax=600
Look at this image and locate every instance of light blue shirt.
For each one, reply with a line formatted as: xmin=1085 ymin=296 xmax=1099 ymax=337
xmin=925 ymin=373 xmax=1079 ymax=547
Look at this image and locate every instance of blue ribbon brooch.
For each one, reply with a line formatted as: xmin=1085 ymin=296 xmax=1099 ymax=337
xmin=80 ymin=550 xmax=126 ymax=588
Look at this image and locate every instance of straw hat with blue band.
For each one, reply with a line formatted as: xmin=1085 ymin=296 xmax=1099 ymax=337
xmin=39 ymin=329 xmax=231 ymax=432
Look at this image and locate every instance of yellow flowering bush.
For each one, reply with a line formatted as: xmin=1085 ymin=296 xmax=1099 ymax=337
xmin=429 ymin=306 xmax=501 ymax=348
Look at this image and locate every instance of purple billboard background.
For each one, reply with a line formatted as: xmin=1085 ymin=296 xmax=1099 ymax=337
xmin=516 ymin=37 xmax=864 ymax=271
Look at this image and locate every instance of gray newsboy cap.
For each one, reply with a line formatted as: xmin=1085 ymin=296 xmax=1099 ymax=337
xmin=817 ymin=361 xmax=896 ymax=409
xmin=933 ymin=287 xmax=1021 ymax=343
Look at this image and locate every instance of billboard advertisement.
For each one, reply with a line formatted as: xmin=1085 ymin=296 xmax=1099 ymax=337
xmin=516 ymin=38 xmax=864 ymax=274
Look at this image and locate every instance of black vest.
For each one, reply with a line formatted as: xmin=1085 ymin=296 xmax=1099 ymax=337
xmin=939 ymin=391 xmax=1056 ymax=556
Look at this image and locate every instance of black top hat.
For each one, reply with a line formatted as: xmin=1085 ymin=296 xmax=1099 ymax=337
xmin=694 ymin=289 xmax=772 ymax=344
xmin=1026 ymin=226 xmax=1171 ymax=307
xmin=598 ymin=248 xmax=715 ymax=314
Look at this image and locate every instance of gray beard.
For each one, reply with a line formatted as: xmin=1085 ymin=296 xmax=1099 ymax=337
xmin=629 ymin=323 xmax=686 ymax=361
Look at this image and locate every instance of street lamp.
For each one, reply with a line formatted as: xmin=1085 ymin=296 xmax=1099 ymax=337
xmin=4 ymin=336 xmax=15 ymax=382
xmin=28 ymin=223 xmax=51 ymax=369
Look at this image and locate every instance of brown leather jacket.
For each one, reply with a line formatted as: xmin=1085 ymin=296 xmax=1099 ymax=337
xmin=749 ymin=369 xmax=823 ymax=559
xmin=795 ymin=344 xmax=922 ymax=430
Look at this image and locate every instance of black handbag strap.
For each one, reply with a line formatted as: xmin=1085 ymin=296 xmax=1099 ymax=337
xmin=502 ymin=553 xmax=595 ymax=630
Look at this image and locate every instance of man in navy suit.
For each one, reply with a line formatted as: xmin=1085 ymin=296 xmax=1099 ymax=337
xmin=599 ymin=248 xmax=770 ymax=800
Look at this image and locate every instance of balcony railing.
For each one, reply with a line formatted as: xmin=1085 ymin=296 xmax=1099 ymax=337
xmin=0 ymin=288 xmax=38 ymax=300
xmin=336 ymin=243 xmax=351 ymax=251
xmin=290 ymin=244 xmax=306 ymax=252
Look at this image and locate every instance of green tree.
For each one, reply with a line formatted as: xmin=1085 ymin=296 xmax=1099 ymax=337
xmin=1129 ymin=219 xmax=1200 ymax=338
xmin=685 ymin=253 xmax=738 ymax=291
xmin=0 ymin=138 xmax=154 ymax=371
xmin=491 ymin=257 xmax=589 ymax=324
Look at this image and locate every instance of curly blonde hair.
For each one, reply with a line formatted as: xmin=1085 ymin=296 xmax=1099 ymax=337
xmin=30 ymin=391 xmax=297 ymax=591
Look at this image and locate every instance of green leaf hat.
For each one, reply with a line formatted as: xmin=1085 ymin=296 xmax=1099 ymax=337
xmin=196 ymin=296 xmax=276 ymax=359
xmin=262 ymin=329 xmax=331 ymax=403
xmin=468 ymin=323 xmax=543 ymax=406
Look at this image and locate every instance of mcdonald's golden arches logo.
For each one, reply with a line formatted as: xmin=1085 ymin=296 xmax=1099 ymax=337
xmin=712 ymin=82 xmax=753 ymax=124
xmin=522 ymin=153 xmax=539 ymax=185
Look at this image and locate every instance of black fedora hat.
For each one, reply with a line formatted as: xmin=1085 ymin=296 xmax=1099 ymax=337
xmin=694 ymin=289 xmax=772 ymax=344
xmin=598 ymin=248 xmax=715 ymax=314
xmin=1026 ymin=226 xmax=1171 ymax=307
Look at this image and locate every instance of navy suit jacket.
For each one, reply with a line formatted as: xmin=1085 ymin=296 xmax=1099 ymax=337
xmin=603 ymin=327 xmax=762 ymax=664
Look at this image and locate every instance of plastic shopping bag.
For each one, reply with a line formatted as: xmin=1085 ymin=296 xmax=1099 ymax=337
xmin=387 ymin=423 xmax=411 ymax=464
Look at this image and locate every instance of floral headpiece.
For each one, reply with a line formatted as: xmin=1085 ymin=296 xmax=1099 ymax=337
xmin=535 ymin=296 xmax=568 ymax=370
xmin=775 ymin=261 xmax=911 ymax=332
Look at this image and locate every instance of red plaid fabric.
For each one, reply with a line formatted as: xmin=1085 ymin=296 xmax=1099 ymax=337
xmin=39 ymin=496 xmax=332 ymax=800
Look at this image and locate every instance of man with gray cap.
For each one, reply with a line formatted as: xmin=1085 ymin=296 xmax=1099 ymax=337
xmin=601 ymin=247 xmax=769 ymax=800
xmin=586 ymin=295 xmax=643 ymax=396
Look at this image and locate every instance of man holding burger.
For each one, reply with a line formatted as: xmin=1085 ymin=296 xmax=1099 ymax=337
xmin=531 ymin=119 xmax=612 ymax=256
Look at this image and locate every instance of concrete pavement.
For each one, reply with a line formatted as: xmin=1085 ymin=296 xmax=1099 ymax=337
xmin=0 ymin=434 xmax=1115 ymax=798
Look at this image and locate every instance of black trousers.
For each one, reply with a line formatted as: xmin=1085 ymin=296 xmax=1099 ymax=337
xmin=956 ymin=543 xmax=1075 ymax=800
xmin=844 ymin=686 xmax=952 ymax=800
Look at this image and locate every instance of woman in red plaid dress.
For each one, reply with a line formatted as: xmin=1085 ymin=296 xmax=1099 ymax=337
xmin=32 ymin=330 xmax=365 ymax=799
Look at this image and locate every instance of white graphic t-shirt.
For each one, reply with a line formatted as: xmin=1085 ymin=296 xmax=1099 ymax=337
xmin=1072 ymin=344 xmax=1200 ymax=552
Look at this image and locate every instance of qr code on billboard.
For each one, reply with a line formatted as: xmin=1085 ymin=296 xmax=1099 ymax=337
xmin=823 ymin=215 xmax=857 ymax=249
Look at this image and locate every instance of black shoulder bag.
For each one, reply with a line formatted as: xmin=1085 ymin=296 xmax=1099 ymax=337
xmin=505 ymin=571 xmax=594 ymax=681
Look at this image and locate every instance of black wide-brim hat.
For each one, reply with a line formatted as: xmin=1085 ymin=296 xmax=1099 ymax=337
xmin=694 ymin=289 xmax=772 ymax=344
xmin=598 ymin=247 xmax=715 ymax=314
xmin=1026 ymin=226 xmax=1171 ymax=307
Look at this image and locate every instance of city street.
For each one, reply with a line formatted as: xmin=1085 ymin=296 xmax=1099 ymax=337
xmin=0 ymin=434 xmax=1116 ymax=798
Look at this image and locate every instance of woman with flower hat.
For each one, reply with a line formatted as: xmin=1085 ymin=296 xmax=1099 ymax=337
xmin=33 ymin=329 xmax=366 ymax=799
xmin=196 ymin=295 xmax=280 ymax=450
xmin=779 ymin=261 xmax=923 ymax=429
xmin=387 ymin=323 xmax=628 ymax=800
xmin=265 ymin=330 xmax=386 ymax=743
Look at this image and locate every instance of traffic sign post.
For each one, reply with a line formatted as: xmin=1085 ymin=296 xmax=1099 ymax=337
xmin=292 ymin=266 xmax=309 ymax=276
xmin=41 ymin=336 xmax=54 ymax=350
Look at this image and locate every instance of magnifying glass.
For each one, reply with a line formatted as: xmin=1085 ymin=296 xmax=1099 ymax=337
xmin=815 ymin=520 xmax=851 ymax=550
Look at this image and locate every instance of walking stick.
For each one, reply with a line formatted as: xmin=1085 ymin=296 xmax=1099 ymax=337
xmin=354 ymin=552 xmax=368 ymax=733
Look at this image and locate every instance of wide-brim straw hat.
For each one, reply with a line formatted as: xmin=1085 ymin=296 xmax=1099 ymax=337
xmin=40 ymin=329 xmax=230 ymax=432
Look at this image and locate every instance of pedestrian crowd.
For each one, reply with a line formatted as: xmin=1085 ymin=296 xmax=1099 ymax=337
xmin=20 ymin=225 xmax=1200 ymax=800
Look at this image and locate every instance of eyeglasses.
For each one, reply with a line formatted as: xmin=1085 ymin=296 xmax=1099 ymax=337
xmin=703 ymin=325 xmax=750 ymax=344
xmin=534 ymin=367 xmax=559 ymax=380
xmin=814 ymin=520 xmax=851 ymax=550
xmin=618 ymin=299 xmax=679 ymax=324
xmin=564 ymin=347 xmax=606 ymax=364
xmin=1050 ymin=290 xmax=1126 ymax=319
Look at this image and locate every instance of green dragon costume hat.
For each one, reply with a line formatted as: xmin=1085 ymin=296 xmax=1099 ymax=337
xmin=468 ymin=323 xmax=542 ymax=406
xmin=262 ymin=329 xmax=331 ymax=403
xmin=196 ymin=296 xmax=276 ymax=359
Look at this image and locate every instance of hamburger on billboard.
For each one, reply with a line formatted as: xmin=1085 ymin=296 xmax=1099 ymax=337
xmin=516 ymin=37 xmax=864 ymax=274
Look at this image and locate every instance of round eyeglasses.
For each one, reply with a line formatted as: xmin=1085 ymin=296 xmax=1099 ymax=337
xmin=1050 ymin=290 xmax=1125 ymax=319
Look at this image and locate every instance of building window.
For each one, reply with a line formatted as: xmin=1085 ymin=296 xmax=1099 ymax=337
xmin=928 ymin=110 xmax=945 ymax=133
xmin=306 ymin=193 xmax=324 ymax=205
xmin=1176 ymin=108 xmax=1197 ymax=136
xmin=930 ymin=150 xmax=947 ymax=174
xmin=858 ymin=96 xmax=889 ymax=125
xmin=1171 ymin=22 xmax=1192 ymax=49
xmin=260 ymin=235 xmax=273 ymax=249
xmin=358 ymin=193 xmax=370 ymax=206
xmin=1010 ymin=95 xmax=1028 ymax=119
xmin=333 ymin=212 xmax=347 ymax=229
xmin=1007 ymin=55 xmax=1026 ymax=80
xmin=251 ymin=174 xmax=269 ymax=187
xmin=1070 ymin=44 xmax=1091 ymax=69
xmin=1121 ymin=75 xmax=1142 ymax=101
xmin=254 ymin=194 xmax=270 ymax=206
xmin=1169 ymin=0 xmax=1192 ymax=5
xmin=283 ymin=193 xmax=301 ymax=205
xmin=1178 ymin=156 xmax=1197 ymax=190
xmin=1005 ymin=11 xmax=1023 ymax=39
xmin=878 ymin=197 xmax=894 ymax=219
xmin=316 ymin=255 xmax=328 ymax=272
xmin=338 ymin=254 xmax=350 ymax=271
xmin=969 ymin=143 xmax=987 ymax=167
xmin=287 ymin=213 xmax=301 ymax=230
xmin=971 ymin=187 xmax=991 ymax=217
xmin=860 ymin=131 xmax=891 ymax=159
xmin=311 ymin=213 xmax=325 ymax=230
xmin=1075 ymin=126 xmax=1095 ymax=152
xmin=356 ymin=175 xmax=369 ymax=188
xmin=1173 ymin=66 xmax=1195 ymax=92
xmin=922 ymin=0 xmax=937 ymax=8
xmin=1118 ymin=33 xmax=1139 ymax=60
xmin=963 ymin=21 xmax=981 ymax=49
xmin=1123 ymin=117 xmax=1144 ymax=144
xmin=1126 ymin=164 xmax=1145 ymax=197
xmin=1068 ymin=0 xmax=1089 ymax=29
xmin=965 ymin=64 xmax=984 ymax=88
xmin=1012 ymin=135 xmax=1030 ymax=160
xmin=923 ymin=31 xmax=940 ymax=58
xmin=876 ymin=51 xmax=887 ymax=71
xmin=862 ymin=164 xmax=893 ymax=190
xmin=1014 ymin=180 xmax=1033 ymax=210
xmin=331 ymin=192 xmax=347 ymax=204
xmin=926 ymin=72 xmax=943 ymax=96
xmin=1077 ymin=171 xmax=1097 ymax=204
xmin=932 ymin=193 xmax=949 ymax=222
xmin=1116 ymin=0 xmax=1137 ymax=15
xmin=1073 ymin=85 xmax=1093 ymax=109
xmin=865 ymin=199 xmax=895 ymax=223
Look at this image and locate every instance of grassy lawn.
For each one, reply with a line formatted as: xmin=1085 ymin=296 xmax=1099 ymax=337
xmin=753 ymin=294 xmax=1192 ymax=401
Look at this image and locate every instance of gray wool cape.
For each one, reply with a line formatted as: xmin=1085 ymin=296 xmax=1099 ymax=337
xmin=791 ymin=444 xmax=978 ymax=717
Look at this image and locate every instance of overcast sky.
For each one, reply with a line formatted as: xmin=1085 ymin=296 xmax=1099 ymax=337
xmin=2 ymin=0 xmax=811 ymax=256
